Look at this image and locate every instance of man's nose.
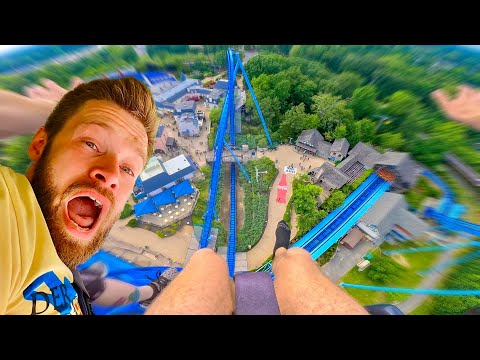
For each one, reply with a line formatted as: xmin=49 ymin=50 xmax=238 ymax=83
xmin=89 ymin=155 xmax=120 ymax=190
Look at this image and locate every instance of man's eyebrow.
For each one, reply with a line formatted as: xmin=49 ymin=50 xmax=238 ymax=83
xmin=79 ymin=120 xmax=147 ymax=162
xmin=80 ymin=120 xmax=114 ymax=130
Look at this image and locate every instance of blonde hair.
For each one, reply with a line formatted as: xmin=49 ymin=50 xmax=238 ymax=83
xmin=44 ymin=77 xmax=159 ymax=160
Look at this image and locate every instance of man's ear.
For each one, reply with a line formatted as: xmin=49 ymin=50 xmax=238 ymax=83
xmin=28 ymin=127 xmax=48 ymax=162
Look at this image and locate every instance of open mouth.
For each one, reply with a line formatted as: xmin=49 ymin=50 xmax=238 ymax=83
xmin=66 ymin=194 xmax=104 ymax=232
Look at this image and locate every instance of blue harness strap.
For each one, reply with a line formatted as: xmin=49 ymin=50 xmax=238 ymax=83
xmin=234 ymin=272 xmax=280 ymax=315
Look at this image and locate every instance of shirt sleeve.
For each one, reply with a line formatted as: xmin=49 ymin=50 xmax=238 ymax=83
xmin=0 ymin=165 xmax=23 ymax=313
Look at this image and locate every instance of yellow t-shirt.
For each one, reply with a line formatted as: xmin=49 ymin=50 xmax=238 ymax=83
xmin=0 ymin=165 xmax=82 ymax=315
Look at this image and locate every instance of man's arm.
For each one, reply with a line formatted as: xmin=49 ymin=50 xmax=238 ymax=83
xmin=0 ymin=90 xmax=55 ymax=139
xmin=92 ymin=279 xmax=152 ymax=307
xmin=0 ymin=78 xmax=84 ymax=140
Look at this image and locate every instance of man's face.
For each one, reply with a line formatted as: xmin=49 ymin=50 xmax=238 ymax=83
xmin=29 ymin=100 xmax=148 ymax=269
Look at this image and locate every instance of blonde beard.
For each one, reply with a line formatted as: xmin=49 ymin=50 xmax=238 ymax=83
xmin=30 ymin=144 xmax=120 ymax=269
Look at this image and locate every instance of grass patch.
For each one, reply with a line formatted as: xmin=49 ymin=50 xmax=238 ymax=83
xmin=341 ymin=241 xmax=443 ymax=306
xmin=126 ymin=218 xmax=138 ymax=228
xmin=415 ymin=248 xmax=480 ymax=315
xmin=380 ymin=240 xmax=443 ymax=272
xmin=410 ymin=298 xmax=434 ymax=315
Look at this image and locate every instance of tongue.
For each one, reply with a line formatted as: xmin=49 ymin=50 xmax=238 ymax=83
xmin=67 ymin=197 xmax=98 ymax=228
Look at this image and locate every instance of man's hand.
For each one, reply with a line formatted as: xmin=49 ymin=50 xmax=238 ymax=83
xmin=24 ymin=77 xmax=84 ymax=104
xmin=0 ymin=77 xmax=84 ymax=139
xmin=431 ymin=85 xmax=480 ymax=130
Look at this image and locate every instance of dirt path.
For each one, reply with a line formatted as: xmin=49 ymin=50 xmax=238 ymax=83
xmin=246 ymin=145 xmax=327 ymax=269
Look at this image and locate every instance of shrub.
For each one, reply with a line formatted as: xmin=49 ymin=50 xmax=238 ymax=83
xmin=120 ymin=203 xmax=134 ymax=219
xmin=127 ymin=219 xmax=137 ymax=227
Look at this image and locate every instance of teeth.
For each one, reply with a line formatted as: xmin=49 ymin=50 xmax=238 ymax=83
xmin=87 ymin=195 xmax=102 ymax=208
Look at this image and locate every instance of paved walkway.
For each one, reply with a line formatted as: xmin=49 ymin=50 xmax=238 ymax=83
xmin=246 ymin=145 xmax=327 ymax=269
xmin=105 ymin=216 xmax=193 ymax=265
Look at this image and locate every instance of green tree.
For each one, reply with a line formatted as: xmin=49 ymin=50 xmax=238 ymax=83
xmin=257 ymin=137 xmax=268 ymax=148
xmin=209 ymin=101 xmax=223 ymax=125
xmin=349 ymin=85 xmax=378 ymax=118
xmin=384 ymin=90 xmax=421 ymax=118
xmin=271 ymin=78 xmax=292 ymax=113
xmin=291 ymin=78 xmax=318 ymax=111
xmin=277 ymin=103 xmax=319 ymax=141
xmin=120 ymin=203 xmax=134 ymax=219
xmin=320 ymin=71 xmax=365 ymax=98
xmin=333 ymin=124 xmax=347 ymax=139
xmin=213 ymin=51 xmax=227 ymax=68
xmin=339 ymin=52 xmax=379 ymax=79
xmin=347 ymin=118 xmax=376 ymax=145
xmin=297 ymin=209 xmax=327 ymax=237
xmin=244 ymin=53 xmax=290 ymax=79
xmin=377 ymin=132 xmax=406 ymax=150
xmin=321 ymin=190 xmax=346 ymax=212
xmin=246 ymin=95 xmax=281 ymax=131
xmin=311 ymin=93 xmax=353 ymax=139
xmin=293 ymin=183 xmax=321 ymax=216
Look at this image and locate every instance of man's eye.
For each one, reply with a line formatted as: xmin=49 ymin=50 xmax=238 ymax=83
xmin=121 ymin=166 xmax=134 ymax=176
xmin=85 ymin=141 xmax=98 ymax=151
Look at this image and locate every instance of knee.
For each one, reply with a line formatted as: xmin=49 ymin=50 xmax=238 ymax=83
xmin=188 ymin=248 xmax=229 ymax=272
xmin=273 ymin=247 xmax=314 ymax=273
xmin=282 ymin=247 xmax=312 ymax=262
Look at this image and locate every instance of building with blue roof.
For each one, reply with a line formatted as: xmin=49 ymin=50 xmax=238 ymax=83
xmin=134 ymin=154 xmax=197 ymax=199
xmin=133 ymin=179 xmax=196 ymax=217
xmin=170 ymin=180 xmax=195 ymax=197
xmin=151 ymin=189 xmax=177 ymax=207
xmin=134 ymin=197 xmax=157 ymax=216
